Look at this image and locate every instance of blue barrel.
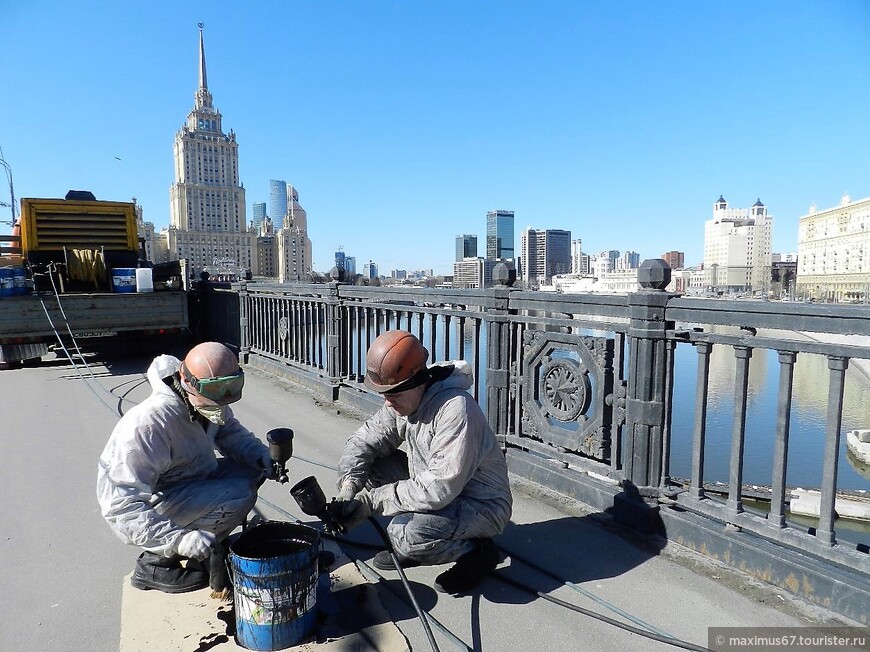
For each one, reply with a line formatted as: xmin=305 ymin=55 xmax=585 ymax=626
xmin=230 ymin=522 xmax=320 ymax=651
xmin=111 ymin=268 xmax=136 ymax=293
xmin=0 ymin=267 xmax=13 ymax=297
xmin=12 ymin=266 xmax=26 ymax=295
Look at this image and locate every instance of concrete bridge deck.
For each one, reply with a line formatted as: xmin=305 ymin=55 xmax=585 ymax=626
xmin=1 ymin=351 xmax=862 ymax=652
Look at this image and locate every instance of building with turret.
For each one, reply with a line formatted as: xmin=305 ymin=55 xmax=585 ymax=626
xmin=163 ymin=25 xmax=257 ymax=277
xmin=703 ymin=196 xmax=773 ymax=293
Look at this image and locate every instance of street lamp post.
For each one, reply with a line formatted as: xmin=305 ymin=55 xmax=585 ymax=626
xmin=0 ymin=145 xmax=17 ymax=225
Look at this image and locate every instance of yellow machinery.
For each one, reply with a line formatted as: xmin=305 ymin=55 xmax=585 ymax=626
xmin=19 ymin=196 xmax=139 ymax=290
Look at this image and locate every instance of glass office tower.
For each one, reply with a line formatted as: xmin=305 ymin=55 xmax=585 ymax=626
xmin=486 ymin=210 xmax=514 ymax=260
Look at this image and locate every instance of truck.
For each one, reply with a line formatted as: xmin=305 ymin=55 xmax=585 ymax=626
xmin=0 ymin=192 xmax=190 ymax=369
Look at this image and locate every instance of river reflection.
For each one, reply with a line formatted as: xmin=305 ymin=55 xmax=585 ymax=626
xmin=669 ymin=329 xmax=870 ymax=492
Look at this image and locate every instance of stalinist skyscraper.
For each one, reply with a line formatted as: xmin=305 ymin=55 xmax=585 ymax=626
xmin=166 ymin=24 xmax=256 ymax=276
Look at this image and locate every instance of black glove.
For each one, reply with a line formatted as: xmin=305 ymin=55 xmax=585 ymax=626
xmin=329 ymin=490 xmax=373 ymax=533
xmin=256 ymin=451 xmax=279 ymax=481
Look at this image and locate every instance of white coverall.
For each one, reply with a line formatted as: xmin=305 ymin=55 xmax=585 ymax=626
xmin=97 ymin=354 xmax=270 ymax=557
xmin=337 ymin=361 xmax=513 ymax=563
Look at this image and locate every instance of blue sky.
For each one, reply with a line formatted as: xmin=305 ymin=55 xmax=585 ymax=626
xmin=3 ymin=2 xmax=870 ymax=275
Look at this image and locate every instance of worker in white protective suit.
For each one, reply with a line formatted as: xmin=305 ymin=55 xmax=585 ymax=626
xmin=333 ymin=330 xmax=512 ymax=595
xmin=97 ymin=341 xmax=276 ymax=594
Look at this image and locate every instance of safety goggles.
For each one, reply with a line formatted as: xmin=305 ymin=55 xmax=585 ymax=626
xmin=181 ymin=363 xmax=245 ymax=403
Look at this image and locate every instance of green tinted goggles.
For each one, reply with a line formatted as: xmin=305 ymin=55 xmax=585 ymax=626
xmin=181 ymin=363 xmax=245 ymax=403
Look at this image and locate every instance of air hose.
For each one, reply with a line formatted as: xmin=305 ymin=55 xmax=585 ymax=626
xmin=366 ymin=516 xmax=441 ymax=652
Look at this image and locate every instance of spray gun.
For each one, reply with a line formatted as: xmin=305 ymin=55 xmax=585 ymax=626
xmin=266 ymin=428 xmax=294 ymax=484
xmin=290 ymin=475 xmax=344 ymax=533
xmin=288 ymin=474 xmax=441 ymax=651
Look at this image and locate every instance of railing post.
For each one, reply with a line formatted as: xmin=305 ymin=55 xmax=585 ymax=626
xmin=616 ymin=259 xmax=675 ymax=532
xmin=238 ymin=279 xmax=250 ymax=364
xmin=323 ymin=280 xmax=343 ymax=401
xmin=486 ymin=263 xmax=516 ymax=438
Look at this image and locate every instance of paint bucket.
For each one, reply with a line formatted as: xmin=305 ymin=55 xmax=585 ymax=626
xmin=230 ymin=521 xmax=320 ymax=651
xmin=12 ymin=266 xmax=27 ymax=295
xmin=111 ymin=268 xmax=136 ymax=293
xmin=0 ymin=267 xmax=14 ymax=297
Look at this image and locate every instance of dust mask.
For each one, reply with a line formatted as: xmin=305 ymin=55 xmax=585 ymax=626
xmin=195 ymin=404 xmax=227 ymax=425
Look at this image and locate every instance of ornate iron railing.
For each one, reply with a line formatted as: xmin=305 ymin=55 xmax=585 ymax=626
xmin=203 ymin=261 xmax=870 ymax=623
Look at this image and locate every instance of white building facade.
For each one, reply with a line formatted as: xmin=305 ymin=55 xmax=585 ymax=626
xmin=703 ymin=196 xmax=773 ymax=293
xmin=796 ymin=194 xmax=870 ymax=302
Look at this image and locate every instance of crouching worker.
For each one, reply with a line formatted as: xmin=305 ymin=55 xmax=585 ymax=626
xmin=97 ymin=342 xmax=276 ymax=594
xmin=333 ymin=330 xmax=512 ymax=595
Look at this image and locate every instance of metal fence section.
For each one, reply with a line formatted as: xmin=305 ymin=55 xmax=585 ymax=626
xmin=202 ymin=262 xmax=870 ymax=623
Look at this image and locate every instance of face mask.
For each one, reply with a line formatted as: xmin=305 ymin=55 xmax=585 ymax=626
xmin=195 ymin=404 xmax=227 ymax=425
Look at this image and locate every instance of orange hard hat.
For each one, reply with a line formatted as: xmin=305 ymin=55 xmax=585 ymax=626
xmin=364 ymin=330 xmax=429 ymax=393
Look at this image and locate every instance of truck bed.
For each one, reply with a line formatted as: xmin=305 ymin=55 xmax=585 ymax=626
xmin=0 ymin=291 xmax=189 ymax=343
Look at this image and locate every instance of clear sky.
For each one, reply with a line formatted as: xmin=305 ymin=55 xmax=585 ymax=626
xmin=3 ymin=2 xmax=870 ymax=275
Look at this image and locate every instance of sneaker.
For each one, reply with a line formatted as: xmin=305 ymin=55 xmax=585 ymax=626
xmin=371 ymin=549 xmax=421 ymax=571
xmin=131 ymin=552 xmax=209 ymax=594
xmin=434 ymin=538 xmax=499 ymax=594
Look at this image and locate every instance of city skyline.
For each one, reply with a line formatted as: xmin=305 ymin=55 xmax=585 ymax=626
xmin=4 ymin=3 xmax=870 ymax=275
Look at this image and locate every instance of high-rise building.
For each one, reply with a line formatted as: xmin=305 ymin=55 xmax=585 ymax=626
xmin=364 ymin=261 xmax=378 ymax=279
xmin=455 ymin=234 xmax=478 ymax=261
xmin=617 ymin=251 xmax=640 ymax=270
xmin=335 ymin=250 xmax=346 ymax=272
xmin=252 ymin=202 xmax=267 ymax=232
xmin=796 ymin=194 xmax=870 ymax=302
xmin=571 ymin=239 xmax=583 ymax=274
xmin=662 ymin=251 xmax=685 ymax=270
xmin=166 ymin=25 xmax=256 ymax=276
xmin=704 ymin=196 xmax=773 ymax=292
xmin=520 ymin=228 xmax=571 ymax=287
xmin=257 ymin=235 xmax=277 ymax=277
xmin=269 ymin=180 xmax=288 ymax=230
xmin=345 ymin=256 xmax=357 ymax=276
xmin=276 ymin=185 xmax=312 ymax=282
xmin=486 ymin=210 xmax=514 ymax=261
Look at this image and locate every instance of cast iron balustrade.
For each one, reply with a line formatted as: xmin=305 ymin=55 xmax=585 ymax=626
xmin=199 ymin=260 xmax=870 ymax=624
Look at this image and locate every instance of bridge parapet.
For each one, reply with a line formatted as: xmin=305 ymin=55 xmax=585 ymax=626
xmin=203 ymin=261 xmax=870 ymax=624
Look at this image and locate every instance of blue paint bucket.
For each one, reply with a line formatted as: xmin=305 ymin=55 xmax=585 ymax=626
xmin=0 ymin=267 xmax=13 ymax=297
xmin=230 ymin=522 xmax=320 ymax=651
xmin=12 ymin=266 xmax=26 ymax=295
xmin=111 ymin=268 xmax=136 ymax=293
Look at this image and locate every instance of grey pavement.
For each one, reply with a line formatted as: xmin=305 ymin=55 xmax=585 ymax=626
xmin=0 ymin=349 xmax=859 ymax=652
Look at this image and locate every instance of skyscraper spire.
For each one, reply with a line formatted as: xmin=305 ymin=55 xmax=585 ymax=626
xmin=194 ymin=22 xmax=213 ymax=110
xmin=198 ymin=22 xmax=208 ymax=91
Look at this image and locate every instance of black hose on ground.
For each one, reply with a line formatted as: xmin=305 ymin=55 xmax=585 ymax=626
xmin=365 ymin=516 xmax=441 ymax=652
xmin=494 ymin=572 xmax=711 ymax=652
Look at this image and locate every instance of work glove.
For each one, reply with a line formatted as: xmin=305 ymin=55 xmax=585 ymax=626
xmin=331 ymin=489 xmax=373 ymax=533
xmin=178 ymin=530 xmax=216 ymax=560
xmin=256 ymin=450 xmax=279 ymax=480
xmin=336 ymin=479 xmax=359 ymax=502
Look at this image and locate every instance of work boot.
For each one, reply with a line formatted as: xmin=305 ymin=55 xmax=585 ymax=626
xmin=371 ymin=550 xmax=421 ymax=571
xmin=434 ymin=538 xmax=499 ymax=594
xmin=131 ymin=551 xmax=208 ymax=594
